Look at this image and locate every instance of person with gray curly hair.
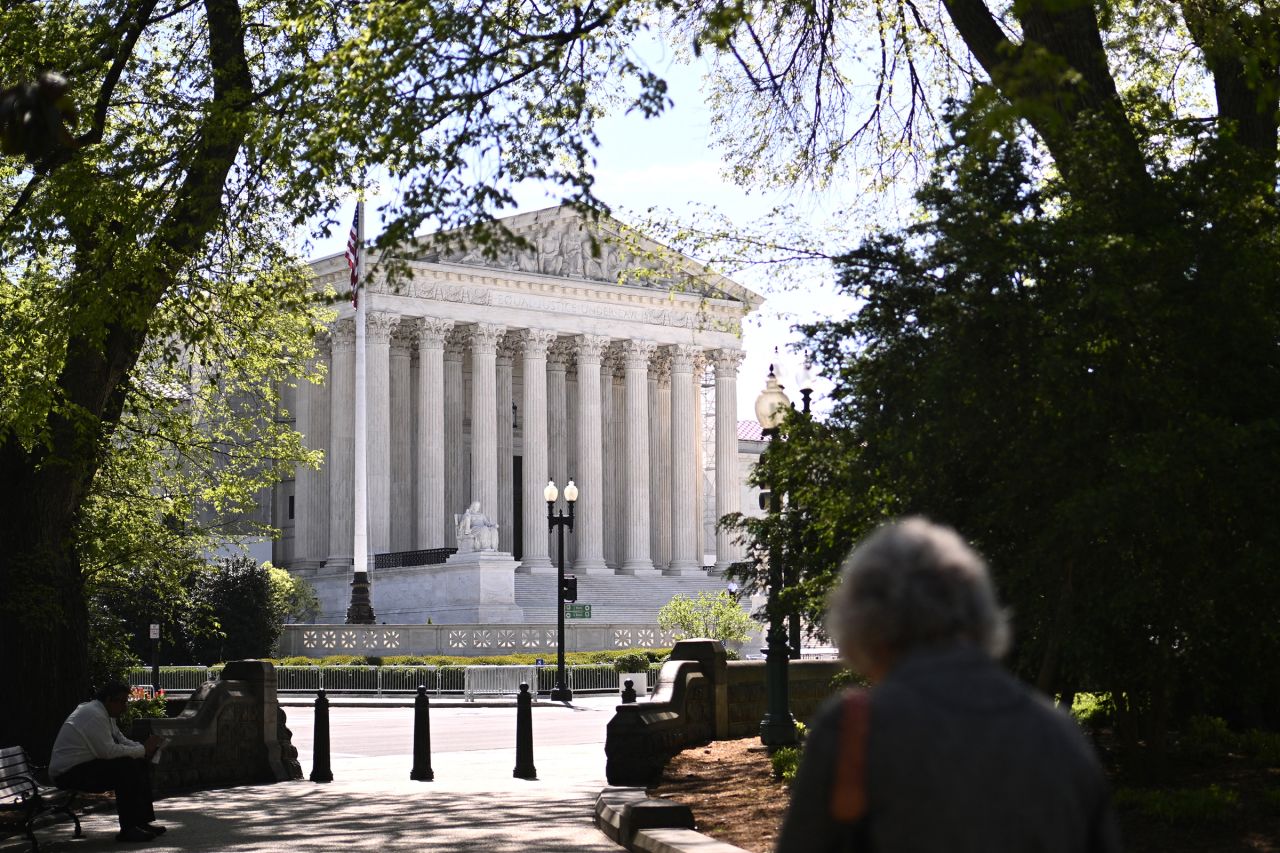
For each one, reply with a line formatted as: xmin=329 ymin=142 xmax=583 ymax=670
xmin=775 ymin=518 xmax=1120 ymax=853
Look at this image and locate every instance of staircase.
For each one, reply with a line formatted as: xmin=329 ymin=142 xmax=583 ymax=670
xmin=514 ymin=570 xmax=738 ymax=624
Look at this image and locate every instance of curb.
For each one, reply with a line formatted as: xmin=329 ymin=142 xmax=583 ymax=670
xmin=594 ymin=787 xmax=750 ymax=853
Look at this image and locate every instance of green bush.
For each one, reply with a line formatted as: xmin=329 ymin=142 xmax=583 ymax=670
xmin=830 ymin=669 xmax=868 ymax=691
xmin=319 ymin=654 xmax=369 ymax=666
xmin=1181 ymin=715 xmax=1238 ymax=759
xmin=118 ymin=687 xmax=170 ymax=731
xmin=613 ymin=653 xmax=651 ymax=673
xmin=770 ymin=746 xmax=802 ymax=782
xmin=1071 ymin=693 xmax=1112 ymax=730
xmin=1239 ymin=729 xmax=1280 ymax=766
xmin=1113 ymin=785 xmax=1240 ymax=823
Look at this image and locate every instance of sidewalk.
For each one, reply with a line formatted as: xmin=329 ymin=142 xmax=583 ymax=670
xmin=6 ymin=742 xmax=617 ymax=852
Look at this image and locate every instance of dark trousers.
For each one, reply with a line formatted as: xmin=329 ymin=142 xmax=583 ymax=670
xmin=54 ymin=758 xmax=156 ymax=830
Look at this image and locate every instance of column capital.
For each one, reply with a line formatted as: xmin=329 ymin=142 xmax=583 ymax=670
xmin=391 ymin=321 xmax=415 ymax=355
xmin=518 ymin=328 xmax=558 ymax=359
xmin=669 ymin=344 xmax=699 ymax=374
xmin=415 ymin=316 xmax=455 ymax=349
xmin=622 ymin=339 xmax=657 ymax=369
xmin=444 ymin=326 xmax=469 ymax=360
xmin=650 ymin=348 xmax=672 ymax=386
xmin=714 ymin=348 xmax=747 ymax=375
xmin=466 ymin=322 xmax=506 ymax=354
xmin=548 ymin=337 xmax=575 ymax=370
xmin=497 ymin=332 xmax=519 ymax=366
xmin=330 ymin=318 xmax=356 ymax=349
xmin=575 ymin=334 xmax=610 ymax=365
xmin=366 ymin=311 xmax=398 ymax=344
xmin=314 ymin=329 xmax=332 ymax=356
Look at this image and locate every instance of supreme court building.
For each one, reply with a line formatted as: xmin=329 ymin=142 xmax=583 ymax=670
xmin=269 ymin=206 xmax=764 ymax=626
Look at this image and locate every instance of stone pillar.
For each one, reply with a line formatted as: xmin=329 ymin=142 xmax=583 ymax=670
xmin=519 ymin=329 xmax=557 ymax=574
xmin=443 ymin=328 xmax=467 ymax=548
xmin=468 ymin=323 xmax=505 ymax=523
xmin=610 ymin=350 xmax=627 ymax=572
xmin=694 ymin=353 xmax=709 ymax=567
xmin=547 ymin=339 xmax=571 ymax=566
xmin=668 ymin=345 xmax=700 ymax=574
xmin=652 ymin=350 xmax=673 ymax=574
xmin=415 ymin=318 xmax=452 ymax=549
xmin=566 ymin=365 xmax=579 ymax=567
xmin=326 ymin=320 xmax=355 ymax=567
xmin=365 ymin=311 xmax=396 ymax=557
xmin=295 ymin=333 xmax=330 ymax=569
xmin=714 ymin=349 xmax=747 ymax=572
xmin=389 ymin=322 xmax=414 ymax=552
xmin=620 ymin=340 xmax=657 ymax=575
xmin=600 ymin=351 xmax=617 ymax=570
xmin=573 ymin=335 xmax=609 ymax=573
xmin=497 ymin=335 xmax=517 ymax=554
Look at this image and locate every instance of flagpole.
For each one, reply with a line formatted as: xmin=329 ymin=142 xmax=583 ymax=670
xmin=347 ymin=199 xmax=375 ymax=624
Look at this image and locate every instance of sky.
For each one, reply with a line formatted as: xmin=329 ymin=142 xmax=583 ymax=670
xmin=307 ymin=39 xmax=859 ymax=421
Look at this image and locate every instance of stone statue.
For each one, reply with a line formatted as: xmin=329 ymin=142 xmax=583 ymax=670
xmin=455 ymin=501 xmax=500 ymax=552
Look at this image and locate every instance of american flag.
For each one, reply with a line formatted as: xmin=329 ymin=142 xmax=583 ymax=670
xmin=344 ymin=203 xmax=361 ymax=308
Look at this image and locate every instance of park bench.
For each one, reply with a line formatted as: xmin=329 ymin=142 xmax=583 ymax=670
xmin=0 ymin=746 xmax=82 ymax=852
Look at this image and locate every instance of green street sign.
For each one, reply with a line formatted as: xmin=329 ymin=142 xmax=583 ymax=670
xmin=564 ymin=604 xmax=592 ymax=619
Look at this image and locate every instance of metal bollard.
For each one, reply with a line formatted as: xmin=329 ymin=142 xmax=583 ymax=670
xmin=310 ymin=688 xmax=333 ymax=783
xmin=621 ymin=678 xmax=637 ymax=704
xmin=410 ymin=685 xmax=434 ymax=781
xmin=513 ymin=682 xmax=536 ymax=780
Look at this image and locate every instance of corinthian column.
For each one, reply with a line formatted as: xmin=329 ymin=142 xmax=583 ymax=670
xmin=714 ymin=348 xmax=747 ymax=572
xmin=295 ymin=333 xmax=330 ymax=569
xmin=546 ymin=339 xmax=571 ymax=566
xmin=468 ymin=322 xmax=505 ymax=524
xmin=365 ymin=311 xmax=396 ymax=557
xmin=443 ymin=328 xmax=467 ymax=547
xmin=610 ymin=350 xmax=627 ymax=571
xmin=519 ymin=329 xmax=557 ymax=573
xmin=573 ymin=335 xmax=609 ymax=573
xmin=326 ymin=320 xmax=355 ymax=567
xmin=497 ymin=334 xmax=516 ymax=553
xmin=669 ymin=345 xmax=700 ymax=574
xmin=600 ymin=351 xmax=618 ymax=570
xmin=389 ymin=322 xmax=414 ymax=551
xmin=415 ymin=318 xmax=452 ymax=548
xmin=649 ymin=349 xmax=671 ymax=572
xmin=620 ymin=340 xmax=658 ymax=575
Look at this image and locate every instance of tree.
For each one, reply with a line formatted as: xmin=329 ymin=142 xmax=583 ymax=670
xmin=658 ymin=590 xmax=755 ymax=646
xmin=188 ymin=557 xmax=284 ymax=664
xmin=0 ymin=0 xmax=675 ymax=757
xmin=267 ymin=564 xmax=319 ymax=625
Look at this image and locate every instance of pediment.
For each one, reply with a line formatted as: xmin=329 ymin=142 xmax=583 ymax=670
xmin=405 ymin=205 xmax=761 ymax=308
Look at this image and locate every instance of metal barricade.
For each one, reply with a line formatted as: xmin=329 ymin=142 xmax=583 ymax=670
xmin=379 ymin=666 xmax=439 ymax=695
xmin=275 ymin=666 xmax=324 ymax=693
xmin=463 ymin=665 xmax=536 ymax=701
xmin=565 ymin=664 xmax=619 ymax=694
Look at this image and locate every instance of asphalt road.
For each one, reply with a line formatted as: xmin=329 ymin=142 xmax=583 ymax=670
xmin=284 ymin=701 xmax=615 ymax=761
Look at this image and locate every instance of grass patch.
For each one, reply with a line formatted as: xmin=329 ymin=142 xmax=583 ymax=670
xmin=1114 ymin=784 xmax=1239 ymax=824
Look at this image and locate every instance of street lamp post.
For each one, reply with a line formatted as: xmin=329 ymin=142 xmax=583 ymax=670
xmin=546 ymin=479 xmax=578 ymax=703
xmin=755 ymin=365 xmax=797 ymax=749
xmin=788 ymin=360 xmax=815 ymax=659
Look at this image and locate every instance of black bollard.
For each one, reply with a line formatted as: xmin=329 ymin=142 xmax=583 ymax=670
xmin=621 ymin=678 xmax=637 ymax=704
xmin=310 ymin=687 xmax=333 ymax=783
xmin=410 ymin=685 xmax=434 ymax=781
xmin=513 ymin=682 xmax=536 ymax=780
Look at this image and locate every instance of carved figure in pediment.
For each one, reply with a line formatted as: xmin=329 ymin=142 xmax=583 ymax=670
xmin=561 ymin=225 xmax=585 ymax=277
xmin=537 ymin=225 xmax=563 ymax=276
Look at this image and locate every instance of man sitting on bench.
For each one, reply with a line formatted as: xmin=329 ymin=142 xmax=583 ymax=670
xmin=48 ymin=682 xmax=166 ymax=843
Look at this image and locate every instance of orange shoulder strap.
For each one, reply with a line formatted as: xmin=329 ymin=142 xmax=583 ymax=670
xmin=830 ymin=689 xmax=870 ymax=823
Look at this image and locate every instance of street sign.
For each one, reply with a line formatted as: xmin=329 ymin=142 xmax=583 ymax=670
xmin=564 ymin=604 xmax=592 ymax=619
xmin=535 ymin=658 xmax=545 ymax=666
xmin=149 ymin=623 xmax=160 ymax=639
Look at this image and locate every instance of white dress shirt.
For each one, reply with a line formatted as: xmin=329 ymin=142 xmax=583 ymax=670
xmin=49 ymin=699 xmax=145 ymax=778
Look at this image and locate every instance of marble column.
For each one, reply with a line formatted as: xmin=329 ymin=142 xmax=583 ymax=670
xmin=415 ymin=318 xmax=452 ymax=549
xmin=443 ymin=328 xmax=467 ymax=547
xmin=694 ymin=352 xmax=708 ymax=567
xmin=295 ymin=333 xmax=330 ymax=569
xmin=326 ymin=320 xmax=355 ymax=567
xmin=600 ymin=350 xmax=618 ymax=570
xmin=497 ymin=335 xmax=516 ymax=554
xmin=573 ymin=335 xmax=609 ymax=573
xmin=620 ymin=340 xmax=657 ymax=575
xmin=669 ymin=345 xmax=700 ymax=574
xmin=653 ymin=350 xmax=673 ymax=574
xmin=566 ymin=366 xmax=579 ymax=567
xmin=389 ymin=322 xmax=414 ymax=552
xmin=366 ymin=311 xmax=396 ymax=557
xmin=714 ymin=348 xmax=747 ymax=572
xmin=610 ymin=351 xmax=627 ymax=572
xmin=468 ymin=323 xmax=505 ymax=522
xmin=519 ymin=329 xmax=557 ymax=573
xmin=547 ymin=339 xmax=571 ymax=567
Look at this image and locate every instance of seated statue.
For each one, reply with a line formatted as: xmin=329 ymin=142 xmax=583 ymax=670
xmin=455 ymin=501 xmax=500 ymax=552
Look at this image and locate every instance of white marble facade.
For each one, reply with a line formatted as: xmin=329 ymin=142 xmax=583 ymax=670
xmin=274 ymin=206 xmax=760 ymax=621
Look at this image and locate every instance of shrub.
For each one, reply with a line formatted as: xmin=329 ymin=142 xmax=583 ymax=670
xmin=613 ymin=653 xmax=651 ymax=673
xmin=118 ymin=687 xmax=169 ymax=731
xmin=830 ymin=669 xmax=868 ymax=691
xmin=770 ymin=746 xmax=802 ymax=782
xmin=1113 ymin=785 xmax=1240 ymax=823
xmin=1239 ymin=729 xmax=1280 ymax=766
xmin=1071 ymin=693 xmax=1112 ymax=729
xmin=1180 ymin=715 xmax=1237 ymax=760
xmin=658 ymin=591 xmax=753 ymax=645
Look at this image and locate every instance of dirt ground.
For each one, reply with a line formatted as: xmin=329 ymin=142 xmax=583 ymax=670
xmin=650 ymin=736 xmax=1280 ymax=853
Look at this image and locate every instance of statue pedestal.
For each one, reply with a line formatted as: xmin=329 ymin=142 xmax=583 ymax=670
xmin=431 ymin=550 xmax=525 ymax=623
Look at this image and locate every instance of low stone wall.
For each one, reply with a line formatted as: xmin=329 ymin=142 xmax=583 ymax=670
xmin=278 ymin=623 xmax=683 ymax=657
xmin=133 ymin=660 xmax=302 ymax=794
xmin=725 ymin=659 xmax=846 ymax=738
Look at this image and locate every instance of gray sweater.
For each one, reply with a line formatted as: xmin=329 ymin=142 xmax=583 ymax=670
xmin=775 ymin=647 xmax=1121 ymax=853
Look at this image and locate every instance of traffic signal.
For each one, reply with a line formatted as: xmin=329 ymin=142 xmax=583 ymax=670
xmin=560 ymin=575 xmax=578 ymax=603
